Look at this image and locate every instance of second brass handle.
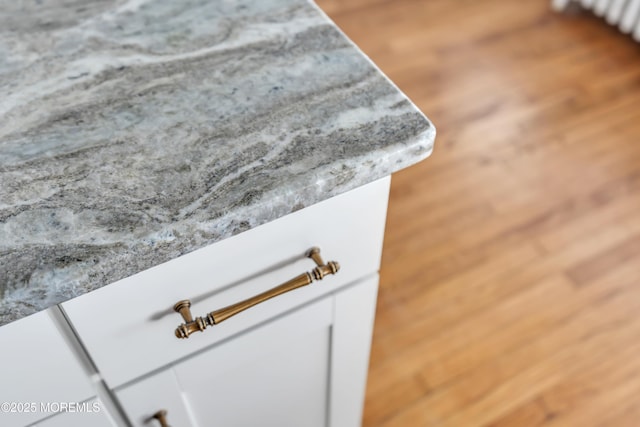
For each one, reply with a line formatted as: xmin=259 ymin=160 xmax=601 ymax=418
xmin=152 ymin=410 xmax=171 ymax=427
xmin=173 ymin=247 xmax=339 ymax=339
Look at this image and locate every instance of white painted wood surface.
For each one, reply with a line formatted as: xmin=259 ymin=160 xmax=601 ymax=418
xmin=117 ymin=296 xmax=333 ymax=427
xmin=62 ymin=177 xmax=390 ymax=388
xmin=606 ymin=0 xmax=628 ymax=23
xmin=594 ymin=0 xmax=612 ymax=16
xmin=620 ymin=0 xmax=640 ymax=32
xmin=115 ymin=370 xmax=195 ymax=427
xmin=0 ymin=309 xmax=97 ymax=427
xmin=32 ymin=399 xmax=117 ymax=427
xmin=552 ymin=0 xmax=571 ymax=11
xmin=116 ymin=277 xmax=378 ymax=427
xmin=329 ymin=274 xmax=379 ymax=427
xmin=633 ymin=8 xmax=640 ymax=39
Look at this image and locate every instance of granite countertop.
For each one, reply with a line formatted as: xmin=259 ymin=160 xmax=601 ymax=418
xmin=0 ymin=0 xmax=435 ymax=326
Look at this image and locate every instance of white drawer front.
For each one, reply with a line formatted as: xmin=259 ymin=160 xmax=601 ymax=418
xmin=0 ymin=309 xmax=97 ymax=427
xmin=62 ymin=178 xmax=390 ymax=387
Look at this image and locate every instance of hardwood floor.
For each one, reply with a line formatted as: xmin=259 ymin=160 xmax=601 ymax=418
xmin=314 ymin=0 xmax=640 ymax=425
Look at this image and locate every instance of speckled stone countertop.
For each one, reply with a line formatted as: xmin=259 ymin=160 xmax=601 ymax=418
xmin=0 ymin=0 xmax=435 ymax=326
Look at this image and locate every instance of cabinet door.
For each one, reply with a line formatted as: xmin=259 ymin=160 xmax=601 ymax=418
xmin=0 ymin=309 xmax=98 ymax=427
xmin=116 ymin=276 xmax=378 ymax=427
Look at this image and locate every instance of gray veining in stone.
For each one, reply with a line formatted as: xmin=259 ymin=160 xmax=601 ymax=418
xmin=0 ymin=0 xmax=435 ymax=326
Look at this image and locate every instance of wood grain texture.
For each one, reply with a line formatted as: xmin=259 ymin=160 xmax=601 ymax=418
xmin=315 ymin=0 xmax=640 ymax=425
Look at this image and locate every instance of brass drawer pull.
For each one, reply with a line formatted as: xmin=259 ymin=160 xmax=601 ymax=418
xmin=173 ymin=247 xmax=340 ymax=339
xmin=152 ymin=410 xmax=171 ymax=427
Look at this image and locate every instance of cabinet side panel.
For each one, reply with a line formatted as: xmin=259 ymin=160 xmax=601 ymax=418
xmin=329 ymin=275 xmax=379 ymax=427
xmin=0 ymin=309 xmax=97 ymax=427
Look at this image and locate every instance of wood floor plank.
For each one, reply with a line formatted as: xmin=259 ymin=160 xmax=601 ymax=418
xmin=380 ymin=271 xmax=640 ymax=426
xmin=487 ymin=400 xmax=551 ymax=427
xmin=315 ymin=0 xmax=640 ymax=425
xmin=373 ymin=212 xmax=637 ymax=369
xmin=566 ymin=234 xmax=640 ymax=285
xmin=489 ymin=339 xmax=640 ymax=426
xmin=596 ymin=400 xmax=640 ymax=427
xmin=368 ymin=247 xmax=640 ymax=423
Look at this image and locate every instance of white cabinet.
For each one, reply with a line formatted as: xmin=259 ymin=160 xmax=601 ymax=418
xmin=61 ymin=177 xmax=390 ymax=389
xmin=0 ymin=309 xmax=114 ymax=427
xmin=1 ymin=178 xmax=390 ymax=427
xmin=116 ymin=276 xmax=378 ymax=427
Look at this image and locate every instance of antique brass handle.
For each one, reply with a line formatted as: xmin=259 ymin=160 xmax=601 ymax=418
xmin=173 ymin=247 xmax=340 ymax=339
xmin=152 ymin=410 xmax=171 ymax=427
